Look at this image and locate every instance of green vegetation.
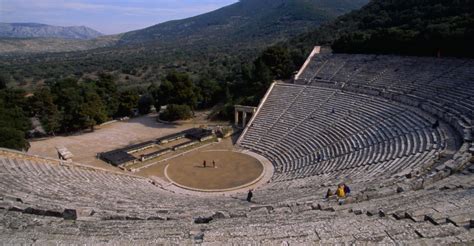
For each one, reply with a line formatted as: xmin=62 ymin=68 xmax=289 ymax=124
xmin=0 ymin=0 xmax=368 ymax=88
xmin=1 ymin=0 xmax=472 ymax=150
xmin=0 ymin=69 xmax=234 ymax=150
xmin=287 ymin=0 xmax=474 ymax=57
xmin=160 ymin=104 xmax=192 ymax=122
xmin=0 ymin=88 xmax=31 ymax=150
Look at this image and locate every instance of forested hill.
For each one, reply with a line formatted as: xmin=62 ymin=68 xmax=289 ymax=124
xmin=119 ymin=0 xmax=369 ymax=46
xmin=288 ymin=0 xmax=474 ymax=57
xmin=0 ymin=23 xmax=103 ymax=40
xmin=0 ymin=0 xmax=368 ymax=87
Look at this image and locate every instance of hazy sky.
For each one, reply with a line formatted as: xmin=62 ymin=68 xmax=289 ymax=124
xmin=0 ymin=0 xmax=238 ymax=34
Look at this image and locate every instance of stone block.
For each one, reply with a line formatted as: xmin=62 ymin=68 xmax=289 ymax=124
xmin=2 ymin=196 xmax=23 ymax=203
xmin=75 ymin=208 xmax=95 ymax=220
xmin=318 ymin=203 xmax=335 ymax=212
xmin=366 ymin=209 xmax=378 ymax=216
xmin=63 ymin=209 xmax=78 ymax=220
xmin=194 ymin=216 xmax=213 ymax=224
xmin=193 ymin=232 xmax=204 ymax=241
xmin=212 ymin=211 xmax=230 ymax=219
xmin=250 ymin=205 xmax=274 ymax=212
xmin=435 ymin=164 xmax=447 ymax=172
xmin=447 ymin=214 xmax=471 ymax=227
xmin=393 ymin=211 xmax=406 ymax=220
xmin=425 ymin=212 xmax=447 ymax=225
xmin=229 ymin=212 xmax=247 ymax=218
xmin=274 ymin=207 xmax=292 ymax=214
xmin=406 ymin=209 xmax=434 ymax=222
xmin=353 ymin=209 xmax=364 ymax=215
xmin=410 ymin=179 xmax=424 ymax=190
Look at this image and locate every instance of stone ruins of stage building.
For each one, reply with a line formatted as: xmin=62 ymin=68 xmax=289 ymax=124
xmin=234 ymin=105 xmax=257 ymax=128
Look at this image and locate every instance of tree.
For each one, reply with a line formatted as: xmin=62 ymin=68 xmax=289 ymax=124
xmin=29 ymin=88 xmax=61 ymax=134
xmin=160 ymin=104 xmax=192 ymax=121
xmin=0 ymin=127 xmax=30 ymax=151
xmin=79 ymin=90 xmax=108 ymax=131
xmin=116 ymin=89 xmax=140 ymax=117
xmin=196 ymin=77 xmax=221 ymax=109
xmin=138 ymin=94 xmax=153 ymax=115
xmin=148 ymin=83 xmax=162 ymax=111
xmin=259 ymin=45 xmax=294 ymax=79
xmin=163 ymin=71 xmax=199 ymax=109
xmin=0 ymin=90 xmax=31 ymax=151
xmin=0 ymin=74 xmax=9 ymax=90
xmin=157 ymin=80 xmax=174 ymax=107
xmin=94 ymin=73 xmax=119 ymax=118
xmin=252 ymin=59 xmax=273 ymax=96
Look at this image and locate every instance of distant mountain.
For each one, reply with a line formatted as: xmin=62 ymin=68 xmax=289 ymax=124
xmin=0 ymin=0 xmax=369 ymax=87
xmin=0 ymin=23 xmax=103 ymax=40
xmin=119 ymin=0 xmax=369 ymax=46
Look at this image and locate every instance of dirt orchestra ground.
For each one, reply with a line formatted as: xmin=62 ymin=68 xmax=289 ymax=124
xmin=163 ymin=150 xmax=263 ymax=190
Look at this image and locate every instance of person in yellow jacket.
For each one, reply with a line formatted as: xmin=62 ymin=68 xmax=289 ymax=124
xmin=336 ymin=183 xmax=346 ymax=205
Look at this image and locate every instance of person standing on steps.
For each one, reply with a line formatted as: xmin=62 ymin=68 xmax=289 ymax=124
xmin=246 ymin=189 xmax=253 ymax=202
xmin=203 ymin=160 xmax=206 ymax=168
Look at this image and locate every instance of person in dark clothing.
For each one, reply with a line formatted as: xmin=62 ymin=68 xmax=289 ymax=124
xmin=325 ymin=188 xmax=333 ymax=199
xmin=246 ymin=190 xmax=253 ymax=202
xmin=343 ymin=183 xmax=351 ymax=195
xmin=212 ymin=160 xmax=216 ymax=168
xmin=203 ymin=160 xmax=207 ymax=168
xmin=432 ymin=120 xmax=439 ymax=129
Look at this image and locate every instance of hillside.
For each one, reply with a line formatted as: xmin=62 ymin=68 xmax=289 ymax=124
xmin=287 ymin=0 xmax=474 ymax=57
xmin=119 ymin=0 xmax=369 ymax=46
xmin=0 ymin=0 xmax=368 ymax=87
xmin=0 ymin=23 xmax=103 ymax=40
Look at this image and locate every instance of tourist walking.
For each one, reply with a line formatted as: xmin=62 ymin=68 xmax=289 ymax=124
xmin=213 ymin=160 xmax=216 ymax=168
xmin=246 ymin=189 xmax=253 ymax=202
xmin=203 ymin=160 xmax=206 ymax=168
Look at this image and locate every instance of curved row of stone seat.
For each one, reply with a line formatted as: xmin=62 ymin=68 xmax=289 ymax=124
xmin=0 ymin=145 xmax=472 ymax=244
xmin=239 ymin=83 xmax=449 ymax=182
xmin=0 ymin=151 xmax=250 ymax=220
xmin=2 ymin=169 xmax=472 ymax=245
xmin=295 ymin=53 xmax=473 ymax=141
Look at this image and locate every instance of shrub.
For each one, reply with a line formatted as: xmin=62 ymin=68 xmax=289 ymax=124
xmin=160 ymin=104 xmax=192 ymax=121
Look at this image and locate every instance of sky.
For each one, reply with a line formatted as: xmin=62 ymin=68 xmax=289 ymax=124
xmin=0 ymin=0 xmax=239 ymax=34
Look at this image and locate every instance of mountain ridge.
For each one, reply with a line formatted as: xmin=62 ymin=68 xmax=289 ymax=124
xmin=0 ymin=22 xmax=103 ymax=40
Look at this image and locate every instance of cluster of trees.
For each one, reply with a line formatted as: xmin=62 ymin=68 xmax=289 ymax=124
xmin=0 ymin=70 xmax=228 ymax=150
xmin=0 ymin=74 xmax=142 ymax=150
xmin=0 ymin=75 xmax=31 ymax=150
xmin=288 ymin=0 xmax=474 ymax=57
xmin=2 ymin=0 xmax=473 ymax=151
xmin=148 ymin=71 xmax=224 ymax=121
xmin=30 ymin=74 xmax=141 ymax=134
